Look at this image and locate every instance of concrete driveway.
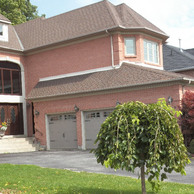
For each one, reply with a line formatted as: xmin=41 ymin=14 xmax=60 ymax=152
xmin=0 ymin=150 xmax=193 ymax=185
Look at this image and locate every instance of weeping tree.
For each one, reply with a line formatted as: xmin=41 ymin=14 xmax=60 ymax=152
xmin=92 ymin=99 xmax=190 ymax=193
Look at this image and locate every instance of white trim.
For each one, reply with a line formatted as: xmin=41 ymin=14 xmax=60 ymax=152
xmin=81 ymin=111 xmax=86 ymax=150
xmin=45 ymin=114 xmax=50 ymax=150
xmin=0 ymin=95 xmax=24 ymax=103
xmin=135 ymin=62 xmax=163 ymax=70
xmin=39 ymin=65 xmax=120 ymax=82
xmin=120 ymin=60 xmax=163 ymax=70
xmin=0 ymin=20 xmax=11 ymax=24
xmin=124 ymin=37 xmax=136 ymax=56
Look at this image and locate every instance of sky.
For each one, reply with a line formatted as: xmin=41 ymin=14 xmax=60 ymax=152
xmin=31 ymin=0 xmax=194 ymax=49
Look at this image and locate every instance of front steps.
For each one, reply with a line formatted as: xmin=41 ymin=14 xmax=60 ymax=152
xmin=0 ymin=135 xmax=38 ymax=154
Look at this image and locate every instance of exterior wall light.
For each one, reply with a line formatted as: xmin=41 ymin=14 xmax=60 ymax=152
xmin=116 ymin=100 xmax=121 ymax=106
xmin=74 ymin=105 xmax=79 ymax=112
xmin=167 ymin=96 xmax=173 ymax=105
xmin=35 ymin=110 xmax=39 ymax=115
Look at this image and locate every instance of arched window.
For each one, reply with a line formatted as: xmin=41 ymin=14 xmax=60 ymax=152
xmin=0 ymin=61 xmax=21 ymax=95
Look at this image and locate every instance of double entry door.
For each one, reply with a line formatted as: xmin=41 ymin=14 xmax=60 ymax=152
xmin=0 ymin=103 xmax=23 ymax=135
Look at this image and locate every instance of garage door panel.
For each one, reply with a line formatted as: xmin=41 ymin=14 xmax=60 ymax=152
xmin=84 ymin=110 xmax=113 ymax=149
xmin=48 ymin=114 xmax=77 ymax=149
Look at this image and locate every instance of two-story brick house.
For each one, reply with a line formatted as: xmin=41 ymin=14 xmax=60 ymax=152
xmin=0 ymin=0 xmax=194 ymax=150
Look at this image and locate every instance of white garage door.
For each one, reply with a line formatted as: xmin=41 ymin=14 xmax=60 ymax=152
xmin=84 ymin=109 xmax=113 ymax=149
xmin=48 ymin=114 xmax=77 ymax=149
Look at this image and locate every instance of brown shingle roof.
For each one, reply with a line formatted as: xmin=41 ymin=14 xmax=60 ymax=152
xmin=28 ymin=63 xmax=190 ymax=100
xmin=14 ymin=0 xmax=168 ymax=51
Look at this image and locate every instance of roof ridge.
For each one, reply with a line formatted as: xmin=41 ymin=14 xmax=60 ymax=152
xmin=13 ymin=27 xmax=24 ymax=51
xmin=120 ymin=4 xmax=141 ymax=26
xmin=103 ymin=0 xmax=121 ymax=26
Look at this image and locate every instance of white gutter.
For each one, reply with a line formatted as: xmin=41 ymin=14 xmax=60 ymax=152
xmin=183 ymin=78 xmax=194 ymax=83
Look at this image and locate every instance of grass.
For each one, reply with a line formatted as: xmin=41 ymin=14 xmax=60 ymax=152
xmin=0 ymin=164 xmax=193 ymax=194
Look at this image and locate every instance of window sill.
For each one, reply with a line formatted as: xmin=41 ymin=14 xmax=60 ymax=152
xmin=125 ymin=55 xmax=137 ymax=58
xmin=144 ymin=61 xmax=161 ymax=66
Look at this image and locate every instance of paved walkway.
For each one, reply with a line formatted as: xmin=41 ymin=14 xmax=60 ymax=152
xmin=0 ymin=150 xmax=193 ymax=185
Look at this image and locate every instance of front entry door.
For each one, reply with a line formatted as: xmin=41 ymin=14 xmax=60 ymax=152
xmin=0 ymin=103 xmax=23 ymax=135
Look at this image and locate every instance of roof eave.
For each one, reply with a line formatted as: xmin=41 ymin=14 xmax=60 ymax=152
xmin=27 ymin=77 xmax=189 ymax=101
xmin=0 ymin=45 xmax=23 ymax=54
xmin=116 ymin=26 xmax=169 ymax=41
xmin=169 ymin=66 xmax=194 ymax=72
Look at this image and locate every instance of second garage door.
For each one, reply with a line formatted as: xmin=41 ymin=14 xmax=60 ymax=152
xmin=48 ymin=113 xmax=77 ymax=149
xmin=84 ymin=109 xmax=113 ymax=149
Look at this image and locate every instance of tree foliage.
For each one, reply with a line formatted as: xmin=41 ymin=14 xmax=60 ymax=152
xmin=0 ymin=0 xmax=40 ymax=25
xmin=180 ymin=90 xmax=194 ymax=146
xmin=92 ymin=99 xmax=190 ymax=193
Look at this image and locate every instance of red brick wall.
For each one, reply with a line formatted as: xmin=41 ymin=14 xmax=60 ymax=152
xmin=33 ymin=84 xmax=181 ymax=147
xmin=24 ymin=33 xmax=164 ymax=96
xmin=25 ymin=36 xmax=112 ymax=96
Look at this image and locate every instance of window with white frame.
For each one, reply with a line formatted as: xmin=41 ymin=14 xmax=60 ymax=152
xmin=144 ymin=40 xmax=159 ymax=64
xmin=124 ymin=38 xmax=136 ymax=55
xmin=0 ymin=23 xmax=8 ymax=42
xmin=0 ymin=24 xmax=3 ymax=36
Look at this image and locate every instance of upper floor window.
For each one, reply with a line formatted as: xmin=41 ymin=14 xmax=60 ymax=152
xmin=124 ymin=38 xmax=136 ymax=56
xmin=0 ymin=24 xmax=3 ymax=36
xmin=0 ymin=61 xmax=21 ymax=95
xmin=144 ymin=40 xmax=159 ymax=64
xmin=0 ymin=23 xmax=8 ymax=42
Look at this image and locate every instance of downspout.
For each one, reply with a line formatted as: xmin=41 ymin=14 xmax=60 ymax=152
xmin=106 ymin=30 xmax=115 ymax=68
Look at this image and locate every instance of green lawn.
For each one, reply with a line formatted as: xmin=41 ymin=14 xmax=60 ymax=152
xmin=0 ymin=164 xmax=193 ymax=194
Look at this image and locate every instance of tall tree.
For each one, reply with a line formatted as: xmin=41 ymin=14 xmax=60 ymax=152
xmin=0 ymin=0 xmax=40 ymax=25
xmin=92 ymin=99 xmax=190 ymax=193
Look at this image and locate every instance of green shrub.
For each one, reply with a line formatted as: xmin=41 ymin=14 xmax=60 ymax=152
xmin=188 ymin=139 xmax=194 ymax=154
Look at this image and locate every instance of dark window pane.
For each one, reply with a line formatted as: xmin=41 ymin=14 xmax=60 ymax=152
xmin=3 ymin=70 xmax=11 ymax=94
xmin=12 ymin=71 xmax=21 ymax=94
xmin=0 ymin=61 xmax=20 ymax=70
xmin=11 ymin=107 xmax=16 ymax=123
xmin=0 ymin=70 xmax=2 ymax=93
xmin=1 ymin=107 xmax=5 ymax=122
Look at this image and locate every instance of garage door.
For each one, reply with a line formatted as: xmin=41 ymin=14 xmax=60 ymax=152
xmin=48 ymin=113 xmax=77 ymax=149
xmin=84 ymin=109 xmax=113 ymax=149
